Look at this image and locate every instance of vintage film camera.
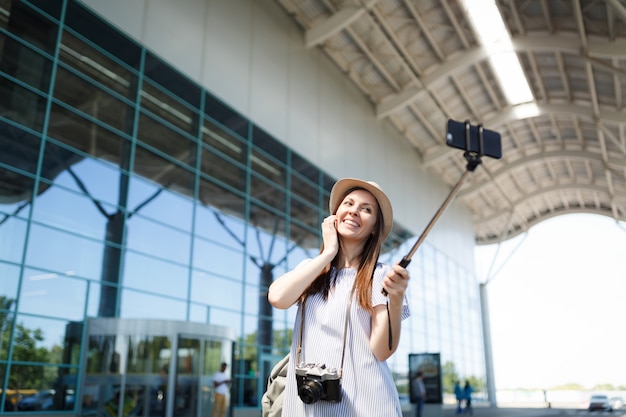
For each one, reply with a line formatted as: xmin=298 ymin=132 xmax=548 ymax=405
xmin=294 ymin=362 xmax=342 ymax=404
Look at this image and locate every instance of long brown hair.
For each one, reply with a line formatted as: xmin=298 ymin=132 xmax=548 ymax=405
xmin=302 ymin=187 xmax=386 ymax=311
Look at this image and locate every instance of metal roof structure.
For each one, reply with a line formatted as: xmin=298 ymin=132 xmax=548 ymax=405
xmin=274 ymin=0 xmax=626 ymax=245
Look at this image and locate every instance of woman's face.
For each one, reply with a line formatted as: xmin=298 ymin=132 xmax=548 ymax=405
xmin=335 ymin=189 xmax=379 ymax=241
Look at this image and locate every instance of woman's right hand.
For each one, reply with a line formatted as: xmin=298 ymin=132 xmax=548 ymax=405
xmin=321 ymin=215 xmax=340 ymax=257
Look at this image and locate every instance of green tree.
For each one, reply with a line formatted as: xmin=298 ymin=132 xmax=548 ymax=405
xmin=593 ymin=383 xmax=615 ymax=390
xmin=442 ymin=361 xmax=460 ymax=393
xmin=0 ymin=296 xmax=15 ymax=353
xmin=9 ymin=323 xmax=50 ymax=390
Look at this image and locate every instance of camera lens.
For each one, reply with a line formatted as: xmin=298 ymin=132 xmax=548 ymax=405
xmin=298 ymin=379 xmax=323 ymax=404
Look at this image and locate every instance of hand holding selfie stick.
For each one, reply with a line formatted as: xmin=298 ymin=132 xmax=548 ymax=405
xmin=383 ymin=120 xmax=501 ymax=295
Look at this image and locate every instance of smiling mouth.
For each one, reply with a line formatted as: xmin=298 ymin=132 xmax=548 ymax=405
xmin=343 ymin=219 xmax=359 ymax=228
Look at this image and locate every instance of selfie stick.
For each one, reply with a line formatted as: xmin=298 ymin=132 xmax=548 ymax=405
xmin=384 ymin=121 xmax=487 ymax=296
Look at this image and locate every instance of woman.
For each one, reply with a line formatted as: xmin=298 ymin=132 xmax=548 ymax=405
xmin=268 ymin=178 xmax=410 ymax=416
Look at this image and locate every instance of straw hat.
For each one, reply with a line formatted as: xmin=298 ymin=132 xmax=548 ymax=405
xmin=329 ymin=178 xmax=393 ymax=240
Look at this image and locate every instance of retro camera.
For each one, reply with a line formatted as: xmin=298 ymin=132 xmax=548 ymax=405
xmin=295 ymin=362 xmax=342 ymax=404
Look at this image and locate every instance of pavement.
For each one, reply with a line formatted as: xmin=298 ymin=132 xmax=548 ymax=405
xmin=401 ymin=404 xmax=626 ymax=417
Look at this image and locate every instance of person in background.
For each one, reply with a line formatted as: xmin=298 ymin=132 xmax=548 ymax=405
xmin=412 ymin=371 xmax=427 ymax=417
xmin=211 ymin=362 xmax=231 ymax=417
xmin=454 ymin=380 xmax=463 ymax=414
xmin=463 ymin=380 xmax=473 ymax=415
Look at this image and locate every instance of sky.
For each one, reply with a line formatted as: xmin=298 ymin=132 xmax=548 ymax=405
xmin=475 ymin=213 xmax=626 ymax=390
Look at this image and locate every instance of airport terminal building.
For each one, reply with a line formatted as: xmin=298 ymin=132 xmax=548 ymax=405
xmin=0 ymin=0 xmax=488 ymax=415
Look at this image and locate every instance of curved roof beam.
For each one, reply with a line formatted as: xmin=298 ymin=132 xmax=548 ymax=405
xmin=376 ymin=36 xmax=626 ymax=119
xmin=457 ymin=150 xmax=626 ymax=200
xmin=477 ymin=207 xmax=620 ymax=244
xmin=422 ymin=103 xmax=626 ymax=167
xmin=475 ymin=184 xmax=626 ymax=228
xmin=304 ymin=0 xmax=378 ymax=48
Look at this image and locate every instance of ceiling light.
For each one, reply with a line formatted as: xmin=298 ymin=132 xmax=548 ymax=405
xmin=461 ymin=0 xmax=534 ymax=105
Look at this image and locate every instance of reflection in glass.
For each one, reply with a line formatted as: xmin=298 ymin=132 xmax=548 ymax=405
xmin=126 ymin=335 xmax=171 ymax=417
xmin=26 ymin=224 xmax=103 ymax=278
xmin=124 ymin=215 xmax=191 ymax=264
xmin=5 ymin=364 xmax=76 ymax=411
xmin=123 ymin=252 xmax=189 ymax=299
xmin=7 ymin=314 xmax=82 ymax=367
xmin=18 ymin=271 xmax=87 ymax=321
xmin=120 ymin=289 xmax=187 ymax=321
xmin=190 ymin=272 xmax=242 ymax=311
xmin=175 ymin=337 xmax=200 ymax=417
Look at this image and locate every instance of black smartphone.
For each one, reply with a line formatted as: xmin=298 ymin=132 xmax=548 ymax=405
xmin=446 ymin=119 xmax=502 ymax=159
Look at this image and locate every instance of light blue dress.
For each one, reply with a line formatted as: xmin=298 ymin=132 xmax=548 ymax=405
xmin=281 ymin=263 xmax=410 ymax=417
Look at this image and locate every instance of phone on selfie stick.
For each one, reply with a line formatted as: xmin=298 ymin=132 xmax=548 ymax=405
xmin=382 ymin=119 xmax=502 ymax=294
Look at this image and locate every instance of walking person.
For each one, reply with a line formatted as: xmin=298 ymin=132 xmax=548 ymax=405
xmin=268 ymin=178 xmax=411 ymax=416
xmin=211 ymin=362 xmax=231 ymax=417
xmin=463 ymin=380 xmax=473 ymax=415
xmin=412 ymin=371 xmax=427 ymax=417
xmin=454 ymin=380 xmax=463 ymax=414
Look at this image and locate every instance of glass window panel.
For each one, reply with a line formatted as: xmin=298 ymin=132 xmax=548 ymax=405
xmin=190 ymin=272 xmax=242 ymax=311
xmin=290 ymin=217 xmax=321 ymax=253
xmin=127 ymin=335 xmax=171 ymax=374
xmin=128 ymin=175 xmax=194 ymax=233
xmin=144 ymin=52 xmax=201 ymax=108
xmin=199 ymin=147 xmax=246 ymax=202
xmin=10 ymin=315 xmax=82 ymax=366
xmin=47 ymin=103 xmax=131 ymax=164
xmin=242 ymin=313 xmax=260 ymax=341
xmin=194 ymin=204 xmax=244 ymax=246
xmin=1 ymin=325 xmax=13 ymax=364
xmin=119 ymin=289 xmax=187 ymax=321
xmin=203 ymin=93 xmax=248 ymax=138
xmin=291 ymin=153 xmax=319 ymax=184
xmin=23 ymin=0 xmax=63 ymax=19
xmin=59 ymin=30 xmax=137 ymax=99
xmin=124 ymin=215 xmax=191 ymax=264
xmin=202 ymin=119 xmax=247 ymax=165
xmin=24 ymin=224 xmax=104 ymax=280
xmin=18 ymin=270 xmax=87 ymax=320
xmin=0 ymin=263 xmax=19 ymax=304
xmin=53 ymin=65 xmax=134 ymax=134
xmin=1 ymin=1 xmax=58 ymax=55
xmin=38 ymin=155 xmax=126 ymax=218
xmin=188 ymin=303 xmax=211 ymax=324
xmin=137 ymin=114 xmax=197 ymax=169
xmin=85 ymin=280 xmax=104 ymax=318
xmin=290 ymin=195 xmax=319 ymax=232
xmin=206 ymin=308 xmax=241 ymax=336
xmin=192 ymin=238 xmax=244 ymax=280
xmin=251 ymin=148 xmax=286 ymax=189
xmin=252 ymin=126 xmax=286 ymax=165
xmin=141 ymin=79 xmax=199 ymax=135
xmin=30 ymin=181 xmax=110 ymax=240
xmin=64 ymin=2 xmax=141 ymax=70
xmin=203 ymin=340 xmax=225 ymax=375
xmin=247 ymin=204 xmax=287 ymax=262
xmin=0 ymin=35 xmax=53 ymax=94
xmin=7 ymin=365 xmax=76 ymax=411
xmin=0 ymin=120 xmax=41 ymax=190
xmin=0 ymin=214 xmax=27 ymax=263
xmin=133 ymin=143 xmax=195 ymax=197
xmin=0 ymin=80 xmax=47 ymax=132
xmin=123 ymin=252 xmax=189 ymax=299
xmin=197 ymin=177 xmax=246 ymax=224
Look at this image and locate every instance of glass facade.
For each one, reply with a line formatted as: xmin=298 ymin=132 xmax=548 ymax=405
xmin=0 ymin=0 xmax=486 ymax=415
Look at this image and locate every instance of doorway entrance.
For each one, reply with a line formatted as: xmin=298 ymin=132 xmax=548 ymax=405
xmin=78 ymin=318 xmax=234 ymax=417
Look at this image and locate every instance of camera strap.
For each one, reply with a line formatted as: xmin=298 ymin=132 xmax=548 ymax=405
xmin=297 ymin=285 xmax=355 ymax=378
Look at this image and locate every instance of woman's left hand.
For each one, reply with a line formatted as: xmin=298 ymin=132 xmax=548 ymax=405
xmin=382 ymin=263 xmax=409 ymax=302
